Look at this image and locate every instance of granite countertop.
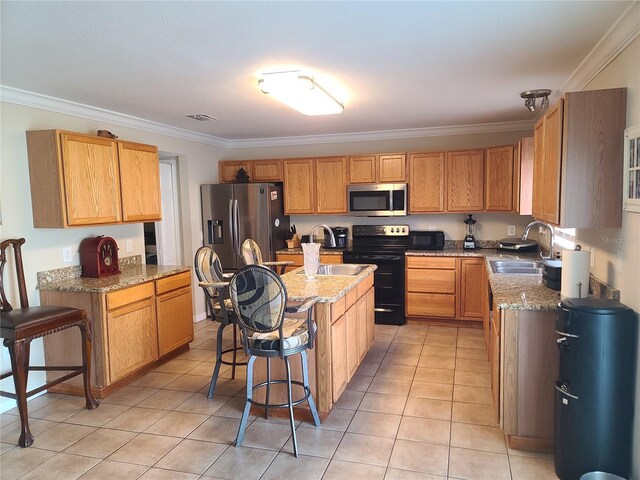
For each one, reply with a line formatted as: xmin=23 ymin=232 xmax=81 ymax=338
xmin=406 ymin=248 xmax=561 ymax=311
xmin=276 ymin=247 xmax=346 ymax=255
xmin=38 ymin=258 xmax=191 ymax=294
xmin=281 ymin=264 xmax=377 ymax=303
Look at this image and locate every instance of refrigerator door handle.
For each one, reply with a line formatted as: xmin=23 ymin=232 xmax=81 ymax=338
xmin=234 ymin=199 xmax=241 ymax=257
xmin=554 ymin=383 xmax=578 ymax=400
xmin=228 ymin=199 xmax=235 ymax=254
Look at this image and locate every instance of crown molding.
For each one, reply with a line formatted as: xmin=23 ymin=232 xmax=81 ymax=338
xmin=559 ymin=2 xmax=640 ymax=97
xmin=224 ymin=120 xmax=535 ymax=148
xmin=0 ymin=86 xmax=229 ymax=148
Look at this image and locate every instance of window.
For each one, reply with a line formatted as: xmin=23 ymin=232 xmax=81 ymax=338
xmin=554 ymin=227 xmax=576 ymax=250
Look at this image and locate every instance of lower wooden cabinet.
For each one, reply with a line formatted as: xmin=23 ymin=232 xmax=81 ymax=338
xmin=276 ymin=252 xmax=342 ymax=273
xmin=41 ymin=271 xmax=194 ymax=398
xmin=330 ymin=313 xmax=348 ymax=403
xmin=406 ymin=256 xmax=487 ymax=322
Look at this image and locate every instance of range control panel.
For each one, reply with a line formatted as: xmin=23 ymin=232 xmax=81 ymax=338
xmin=352 ymin=225 xmax=410 ymax=237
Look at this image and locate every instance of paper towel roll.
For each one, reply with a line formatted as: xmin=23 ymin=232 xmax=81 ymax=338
xmin=561 ymin=250 xmax=591 ymax=298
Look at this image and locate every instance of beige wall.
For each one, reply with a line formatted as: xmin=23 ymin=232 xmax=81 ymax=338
xmin=579 ymin=35 xmax=640 ymax=478
xmin=0 ymin=102 xmax=226 ymax=411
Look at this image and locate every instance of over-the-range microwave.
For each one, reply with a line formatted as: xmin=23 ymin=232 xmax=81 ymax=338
xmin=347 ymin=183 xmax=407 ymax=216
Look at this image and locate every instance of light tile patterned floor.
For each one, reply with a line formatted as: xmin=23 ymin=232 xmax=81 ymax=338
xmin=0 ymin=321 xmax=558 ymax=479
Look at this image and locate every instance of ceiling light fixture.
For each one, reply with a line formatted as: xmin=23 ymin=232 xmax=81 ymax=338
xmin=258 ymin=70 xmax=344 ymax=116
xmin=520 ymin=89 xmax=552 ymax=112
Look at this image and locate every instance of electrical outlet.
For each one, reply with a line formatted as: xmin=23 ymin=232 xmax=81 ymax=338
xmin=507 ymin=225 xmax=516 ymax=236
xmin=125 ymin=239 xmax=133 ymax=253
xmin=62 ymin=247 xmax=72 ymax=263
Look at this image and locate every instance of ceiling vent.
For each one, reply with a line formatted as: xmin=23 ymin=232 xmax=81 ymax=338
xmin=186 ymin=114 xmax=218 ymax=121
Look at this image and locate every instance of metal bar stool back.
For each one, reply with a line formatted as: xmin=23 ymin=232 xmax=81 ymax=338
xmin=0 ymin=238 xmax=99 ymax=447
xmin=194 ymin=246 xmax=247 ymax=398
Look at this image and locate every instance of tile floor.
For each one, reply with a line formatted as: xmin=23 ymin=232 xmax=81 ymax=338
xmin=0 ymin=320 xmax=558 ymax=479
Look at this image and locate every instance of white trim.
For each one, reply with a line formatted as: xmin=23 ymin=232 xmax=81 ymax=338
xmin=0 ymin=86 xmax=229 ymax=148
xmin=558 ymin=2 xmax=640 ymax=97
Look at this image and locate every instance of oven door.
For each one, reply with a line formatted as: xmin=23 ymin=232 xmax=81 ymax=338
xmin=343 ymin=252 xmax=406 ymax=325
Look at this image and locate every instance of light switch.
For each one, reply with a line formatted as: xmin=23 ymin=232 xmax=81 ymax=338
xmin=62 ymin=247 xmax=72 ymax=263
xmin=507 ymin=225 xmax=516 ymax=236
xmin=126 ymin=239 xmax=133 ymax=253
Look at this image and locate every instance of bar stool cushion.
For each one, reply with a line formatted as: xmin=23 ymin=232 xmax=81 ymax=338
xmin=1 ymin=306 xmax=86 ymax=340
xmin=243 ymin=318 xmax=316 ymax=351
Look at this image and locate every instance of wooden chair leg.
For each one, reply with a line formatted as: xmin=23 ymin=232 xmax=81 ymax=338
xmin=7 ymin=339 xmax=34 ymax=447
xmin=79 ymin=321 xmax=99 ymax=410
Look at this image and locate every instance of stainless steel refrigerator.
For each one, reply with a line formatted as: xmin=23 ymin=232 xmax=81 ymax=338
xmin=201 ymin=183 xmax=290 ymax=271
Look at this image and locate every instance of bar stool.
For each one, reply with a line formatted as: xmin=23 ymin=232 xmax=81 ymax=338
xmin=0 ymin=238 xmax=99 ymax=447
xmin=194 ymin=246 xmax=247 ymax=398
xmin=240 ymin=239 xmax=293 ymax=275
xmin=228 ymin=264 xmax=321 ymax=457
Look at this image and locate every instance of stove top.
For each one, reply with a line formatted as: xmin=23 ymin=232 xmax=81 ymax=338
xmin=348 ymin=225 xmax=410 ymax=254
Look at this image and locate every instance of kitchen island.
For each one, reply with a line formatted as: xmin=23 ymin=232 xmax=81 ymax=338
xmin=251 ymin=264 xmax=377 ymax=419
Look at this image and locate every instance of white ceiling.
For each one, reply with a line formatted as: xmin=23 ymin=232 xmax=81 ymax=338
xmin=0 ymin=1 xmax=634 ymax=143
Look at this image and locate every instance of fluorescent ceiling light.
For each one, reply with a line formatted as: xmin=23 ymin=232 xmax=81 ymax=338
xmin=258 ymin=70 xmax=344 ymax=116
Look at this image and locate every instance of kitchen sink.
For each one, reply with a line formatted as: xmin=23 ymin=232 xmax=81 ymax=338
xmin=490 ymin=260 xmax=543 ymax=275
xmin=297 ymin=264 xmax=368 ymax=276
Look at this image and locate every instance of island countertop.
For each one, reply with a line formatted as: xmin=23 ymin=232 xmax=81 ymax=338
xmin=281 ymin=264 xmax=377 ymax=302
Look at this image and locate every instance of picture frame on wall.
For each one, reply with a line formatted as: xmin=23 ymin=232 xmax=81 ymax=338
xmin=623 ymin=125 xmax=640 ymax=213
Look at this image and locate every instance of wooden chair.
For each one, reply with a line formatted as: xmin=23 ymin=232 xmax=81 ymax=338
xmin=0 ymin=238 xmax=98 ymax=447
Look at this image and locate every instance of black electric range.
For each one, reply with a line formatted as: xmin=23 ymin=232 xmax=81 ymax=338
xmin=342 ymin=225 xmax=409 ymax=325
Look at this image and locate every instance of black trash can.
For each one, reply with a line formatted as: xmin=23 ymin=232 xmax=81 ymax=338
xmin=554 ymin=298 xmax=637 ymax=480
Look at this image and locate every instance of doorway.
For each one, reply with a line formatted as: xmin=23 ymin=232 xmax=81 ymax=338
xmin=144 ymin=157 xmax=182 ymax=265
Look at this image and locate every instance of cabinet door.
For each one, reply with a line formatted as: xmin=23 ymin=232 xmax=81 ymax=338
xmin=406 ymin=268 xmax=456 ymax=294
xmin=316 ymin=157 xmax=348 ymax=214
xmin=532 ymin=119 xmax=545 ymax=220
xmin=408 ymin=152 xmax=445 ymax=212
xmin=107 ymin=297 xmax=158 ymax=382
xmin=356 ymin=295 xmax=368 ymax=362
xmin=514 ymin=137 xmax=534 ymax=216
xmin=330 ymin=315 xmax=348 ymax=403
xmin=485 ymin=146 xmax=514 ymax=211
xmin=348 ymin=155 xmax=376 ymax=183
xmin=251 ymin=159 xmax=283 ymax=182
xmin=219 ymin=161 xmax=252 ymax=183
xmin=345 ymin=305 xmax=358 ymax=380
xmin=446 ymin=150 xmax=484 ymax=211
xmin=118 ymin=141 xmax=162 ymax=222
xmin=459 ymin=258 xmax=485 ymax=319
xmin=283 ymin=159 xmax=315 ymax=214
xmin=490 ymin=313 xmax=500 ymax=422
xmin=378 ymin=154 xmax=406 ymax=182
xmin=156 ymin=286 xmax=194 ymax=356
xmin=541 ymin=100 xmax=563 ymax=224
xmin=61 ymin=132 xmax=122 ymax=226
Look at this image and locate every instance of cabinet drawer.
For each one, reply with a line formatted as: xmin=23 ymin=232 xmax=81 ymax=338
xmin=407 ymin=293 xmax=456 ymax=318
xmin=276 ymin=254 xmax=303 ymax=266
xmin=320 ymin=254 xmax=342 ymax=264
xmin=406 ymin=256 xmax=456 ymax=269
xmin=107 ymin=282 xmax=154 ymax=311
xmin=155 ymin=271 xmax=191 ymax=295
xmin=357 ymin=274 xmax=374 ymax=297
xmin=407 ymin=268 xmax=456 ymax=293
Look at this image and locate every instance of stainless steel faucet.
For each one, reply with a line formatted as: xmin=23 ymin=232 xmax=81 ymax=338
xmin=522 ymin=220 xmax=555 ymax=260
xmin=310 ymin=224 xmax=336 ymax=247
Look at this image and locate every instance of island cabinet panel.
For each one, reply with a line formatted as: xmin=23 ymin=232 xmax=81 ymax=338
xmin=283 ymin=158 xmax=315 ymax=214
xmin=330 ymin=314 xmax=348 ymax=403
xmin=118 ymin=141 xmax=161 ymax=222
xmin=485 ymin=145 xmax=514 ymax=211
xmin=41 ymin=270 xmax=193 ymax=398
xmin=459 ymin=258 xmax=485 ymax=319
xmin=365 ymin=287 xmax=375 ymax=349
xmin=26 ymin=130 xmax=162 ymax=228
xmin=446 ymin=149 xmax=484 ymax=212
xmin=348 ymin=155 xmax=377 ymax=183
xmin=345 ymin=302 xmax=359 ymax=380
xmin=316 ymin=156 xmax=348 ymax=214
xmin=408 ymin=152 xmax=445 ymax=213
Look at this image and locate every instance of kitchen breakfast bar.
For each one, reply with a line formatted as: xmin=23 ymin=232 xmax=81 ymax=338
xmin=37 ymin=259 xmax=376 ymax=420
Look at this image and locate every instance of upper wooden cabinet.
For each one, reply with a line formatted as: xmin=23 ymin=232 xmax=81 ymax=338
xmin=532 ymin=88 xmax=627 ymax=228
xmin=218 ymin=161 xmax=253 ymax=183
xmin=485 ymin=145 xmax=514 ymax=211
xmin=408 ymin=152 xmax=445 ymax=213
xmin=348 ymin=153 xmax=406 ymax=184
xmin=118 ymin=141 xmax=161 ymax=222
xmin=446 ymin=149 xmax=484 ymax=212
xmin=26 ymin=130 xmax=161 ymax=228
xmin=251 ymin=159 xmax=283 ymax=182
xmin=316 ymin=157 xmax=348 ymax=214
xmin=283 ymin=158 xmax=315 ymax=214
xmin=513 ymin=137 xmax=534 ymax=215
